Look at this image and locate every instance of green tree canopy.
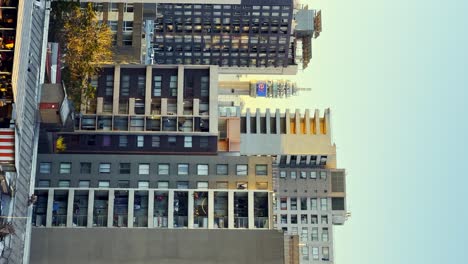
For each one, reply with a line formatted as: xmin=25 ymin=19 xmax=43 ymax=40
xmin=60 ymin=3 xmax=113 ymax=111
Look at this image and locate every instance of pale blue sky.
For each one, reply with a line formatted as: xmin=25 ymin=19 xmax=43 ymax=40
xmin=243 ymin=0 xmax=468 ymax=263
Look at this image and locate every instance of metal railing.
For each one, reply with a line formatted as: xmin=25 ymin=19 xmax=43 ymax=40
xmin=113 ymin=215 xmax=128 ymax=227
xmin=153 ymin=216 xmax=168 ymax=228
xmin=32 ymin=214 xmax=46 ymax=227
xmin=193 ymin=216 xmax=208 ymax=228
xmin=73 ymin=215 xmax=88 ymax=227
xmin=214 ymin=216 xmax=228 ymax=228
xmin=133 ymin=215 xmax=148 ymax=227
xmin=234 ymin=217 xmax=248 ymax=228
xmin=254 ymin=217 xmax=269 ymax=228
xmin=173 ymin=216 xmax=188 ymax=228
xmin=51 ymin=215 xmax=67 ymax=226
xmin=93 ymin=215 xmax=107 ymax=227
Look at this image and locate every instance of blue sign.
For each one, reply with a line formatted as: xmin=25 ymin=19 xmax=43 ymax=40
xmin=256 ymin=82 xmax=268 ymax=97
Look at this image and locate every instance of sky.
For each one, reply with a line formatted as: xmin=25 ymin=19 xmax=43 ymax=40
xmin=242 ymin=0 xmax=468 ymax=263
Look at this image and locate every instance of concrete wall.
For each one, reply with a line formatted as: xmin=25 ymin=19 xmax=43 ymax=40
xmin=30 ymin=229 xmax=284 ymax=264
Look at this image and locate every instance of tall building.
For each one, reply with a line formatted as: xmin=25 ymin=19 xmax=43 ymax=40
xmin=82 ymin=0 xmax=322 ymax=74
xmin=31 ymin=64 xmax=347 ymax=263
xmin=34 ymin=65 xmax=274 ymax=231
xmin=0 ymin=0 xmax=50 ymax=263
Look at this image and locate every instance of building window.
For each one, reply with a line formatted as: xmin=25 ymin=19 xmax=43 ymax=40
xmin=118 ymin=180 xmax=130 ymax=188
xmin=138 ymin=164 xmax=150 ymax=175
xmin=78 ymin=180 xmax=90 ymax=188
xmin=105 ymin=75 xmax=113 ymax=96
xmin=124 ymin=3 xmax=133 ymax=13
xmin=99 ymin=163 xmax=111 ymax=173
xmin=290 ymin=197 xmax=297 ymax=210
xmin=301 ymin=214 xmax=308 ymax=224
xmin=152 ymin=136 xmax=160 ymax=147
xmin=322 ymin=247 xmax=330 ymax=261
xmin=102 ymin=135 xmax=111 ymax=147
xmin=291 ymin=214 xmax=297 ymax=224
xmin=301 ymin=246 xmax=309 ymax=260
xmin=119 ymin=163 xmax=131 ymax=174
xmin=197 ymin=164 xmax=209 ymax=175
xmin=310 ymin=171 xmax=317 ymax=179
xmin=98 ymin=181 xmax=110 ymax=188
xmin=197 ymin=181 xmax=208 ymax=189
xmin=301 ymin=227 xmax=308 ymax=242
xmin=123 ymin=21 xmax=133 ymax=31
xmin=236 ymin=164 xmax=248 ymax=176
xmin=311 ymin=215 xmax=318 ymax=224
xmin=300 ymin=171 xmax=307 ymax=179
xmin=153 ymin=76 xmax=162 ymax=96
xmin=38 ymin=180 xmax=50 ymax=187
xmin=321 ymin=198 xmax=328 ymax=211
xmin=215 ymin=164 xmax=228 ymax=175
xmin=216 ymin=181 xmax=228 ymax=189
xmin=170 ymin=76 xmax=177 ymax=96
xmin=199 ymin=137 xmax=209 ymax=148
xmin=178 ymin=164 xmax=189 ymax=175
xmin=122 ymin=33 xmax=132 ymax=46
xmin=137 ymin=136 xmax=144 ymax=147
xmin=138 ymin=181 xmax=150 ymax=189
xmin=280 ymin=197 xmax=287 ymax=210
xmin=290 ymin=171 xmax=297 ymax=179
xmin=200 ymin=76 xmax=209 ymax=97
xmin=119 ymin=135 xmax=128 ymax=147
xmin=321 ymin=215 xmax=328 ymax=224
xmin=255 ymin=164 xmax=267 ymax=176
xmin=280 ymin=214 xmax=287 ymax=224
xmin=158 ymin=181 xmax=169 ymax=189
xmin=322 ymin=228 xmax=329 ymax=242
xmin=59 ymin=163 xmax=71 ymax=174
xmin=280 ymin=171 xmax=286 ymax=178
xmin=136 ymin=75 xmax=146 ymax=97
xmin=168 ymin=136 xmax=176 ymax=146
xmin=301 ymin=197 xmax=308 ymax=210
xmin=236 ymin=182 xmax=247 ymax=189
xmin=311 ymin=227 xmax=319 ymax=241
xmin=39 ymin=162 xmax=51 ymax=174
xmin=109 ymin=3 xmax=118 ymax=12
xmin=177 ymin=181 xmax=189 ymax=189
xmin=58 ymin=180 xmax=70 ymax=188
xmin=121 ymin=75 xmax=130 ymax=96
xmin=158 ymin=164 xmax=169 ymax=175
xmin=310 ymin=198 xmax=318 ymax=210
xmin=256 ymin=182 xmax=268 ymax=190
xmin=312 ymin=247 xmax=319 ymax=260
xmin=80 ymin=162 xmax=91 ymax=174
xmin=320 ymin=171 xmax=327 ymax=180
xmin=184 ymin=136 xmax=192 ymax=148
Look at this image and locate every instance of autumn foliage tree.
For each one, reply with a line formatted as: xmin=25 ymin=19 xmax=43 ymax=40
xmin=60 ymin=3 xmax=113 ymax=111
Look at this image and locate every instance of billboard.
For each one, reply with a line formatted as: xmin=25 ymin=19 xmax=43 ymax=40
xmin=256 ymin=82 xmax=268 ymax=97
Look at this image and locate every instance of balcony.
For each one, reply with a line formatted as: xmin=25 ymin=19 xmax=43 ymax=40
xmin=254 ymin=192 xmax=269 ymax=228
xmin=73 ymin=190 xmax=88 ymax=227
xmin=32 ymin=190 xmax=48 ymax=227
xmin=214 ymin=192 xmax=228 ymax=228
xmin=134 ymin=191 xmax=149 ymax=227
xmin=154 ymin=191 xmax=168 ymax=228
xmin=113 ymin=190 xmax=129 ymax=227
xmin=93 ymin=191 xmax=108 ymax=227
xmin=193 ymin=191 xmax=208 ymax=228
xmin=52 ymin=190 xmax=68 ymax=227
xmin=234 ymin=192 xmax=248 ymax=228
xmin=173 ymin=191 xmax=188 ymax=228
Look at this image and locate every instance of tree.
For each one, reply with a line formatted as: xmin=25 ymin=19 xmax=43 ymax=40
xmin=61 ymin=3 xmax=113 ymax=111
